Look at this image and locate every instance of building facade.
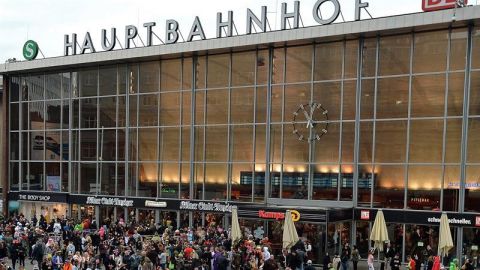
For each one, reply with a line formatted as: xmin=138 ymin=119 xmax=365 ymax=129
xmin=2 ymin=4 xmax=480 ymax=264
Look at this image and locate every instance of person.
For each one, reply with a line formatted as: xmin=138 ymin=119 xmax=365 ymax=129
xmin=461 ymin=258 xmax=474 ymax=270
xmin=390 ymin=253 xmax=401 ymax=270
xmin=304 ymin=260 xmax=316 ymax=270
xmin=351 ymin=245 xmax=360 ymax=270
xmin=42 ymin=257 xmax=53 ymax=270
xmin=432 ymin=256 xmax=441 ymax=270
xmin=263 ymin=247 xmax=271 ymax=261
xmin=288 ymin=250 xmax=301 ymax=270
xmin=341 ymin=243 xmax=351 ymax=270
xmin=142 ymin=257 xmax=154 ymax=270
xmin=333 ymin=254 xmax=341 ymax=270
xmin=62 ymin=259 xmax=73 ymax=270
xmin=10 ymin=241 xmax=19 ymax=270
xmin=159 ymin=249 xmax=168 ymax=270
xmin=450 ymin=258 xmax=459 ymax=270
xmin=323 ymin=253 xmax=331 ymax=270
xmin=52 ymin=252 xmax=63 ymax=270
xmin=426 ymin=256 xmax=434 ymax=270
xmin=414 ymin=255 xmax=421 ymax=270
xmin=214 ymin=248 xmax=228 ymax=270
xmin=264 ymin=255 xmax=280 ymax=270
xmin=297 ymin=248 xmax=306 ymax=270
xmin=16 ymin=244 xmax=25 ymax=269
xmin=384 ymin=243 xmax=395 ymax=270
xmin=407 ymin=255 xmax=416 ymax=270
xmin=306 ymin=241 xmax=313 ymax=261
xmin=368 ymin=249 xmax=375 ymax=270
xmin=423 ymin=245 xmax=434 ymax=270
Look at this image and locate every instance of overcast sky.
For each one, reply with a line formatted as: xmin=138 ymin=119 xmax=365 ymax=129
xmin=0 ymin=0 xmax=468 ymax=61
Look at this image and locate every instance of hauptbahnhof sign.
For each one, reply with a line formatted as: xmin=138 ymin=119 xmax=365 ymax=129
xmin=63 ymin=0 xmax=370 ymax=56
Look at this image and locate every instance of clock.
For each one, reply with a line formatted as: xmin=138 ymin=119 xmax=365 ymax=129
xmin=292 ymin=102 xmax=329 ymax=142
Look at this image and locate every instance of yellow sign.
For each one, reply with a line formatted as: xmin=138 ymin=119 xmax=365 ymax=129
xmin=291 ymin=210 xmax=301 ymax=222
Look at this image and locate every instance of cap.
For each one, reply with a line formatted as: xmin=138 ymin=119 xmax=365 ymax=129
xmin=307 ymin=260 xmax=312 ymax=265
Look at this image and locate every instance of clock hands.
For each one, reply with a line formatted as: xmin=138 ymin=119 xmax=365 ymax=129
xmin=301 ymin=103 xmax=316 ymax=128
xmin=293 ymin=102 xmax=328 ymax=142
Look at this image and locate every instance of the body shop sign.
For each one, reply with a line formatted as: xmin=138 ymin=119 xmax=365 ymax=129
xmin=422 ymin=0 xmax=467 ymax=11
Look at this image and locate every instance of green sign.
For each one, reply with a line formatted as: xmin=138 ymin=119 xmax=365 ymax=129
xmin=23 ymin=40 xmax=39 ymax=60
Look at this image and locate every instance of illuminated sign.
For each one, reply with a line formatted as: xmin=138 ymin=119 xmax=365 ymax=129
xmin=258 ymin=210 xmax=301 ymax=222
xmin=86 ymin=196 xmax=134 ymax=207
xmin=360 ymin=210 xmax=370 ymax=220
xmin=179 ymin=201 xmax=232 ymax=213
xmin=144 ymin=200 xmax=167 ymax=208
xmin=476 ymin=216 xmax=480 ymax=227
xmin=422 ymin=0 xmax=468 ymax=11
xmin=63 ymin=0 xmax=371 ymax=56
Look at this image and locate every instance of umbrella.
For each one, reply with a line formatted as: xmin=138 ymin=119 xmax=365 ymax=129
xmin=231 ymin=206 xmax=242 ymax=243
xmin=438 ymin=212 xmax=454 ymax=257
xmin=369 ymin=209 xmax=389 ymax=251
xmin=283 ymin=210 xmax=299 ymax=249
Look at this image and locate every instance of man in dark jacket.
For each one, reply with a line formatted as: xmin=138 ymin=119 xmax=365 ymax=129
xmin=214 ymin=249 xmax=228 ymax=270
xmin=31 ymin=240 xmax=44 ymax=266
xmin=287 ymin=250 xmax=301 ymax=270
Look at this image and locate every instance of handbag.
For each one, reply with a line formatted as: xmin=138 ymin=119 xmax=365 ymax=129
xmin=168 ymin=262 xmax=175 ymax=270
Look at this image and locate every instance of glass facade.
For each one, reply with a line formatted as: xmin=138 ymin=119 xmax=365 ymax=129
xmin=6 ymin=21 xmax=480 ymax=266
xmin=8 ymin=27 xmax=480 ymax=213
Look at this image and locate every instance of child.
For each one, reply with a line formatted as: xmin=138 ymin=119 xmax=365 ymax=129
xmin=407 ymin=255 xmax=416 ymax=270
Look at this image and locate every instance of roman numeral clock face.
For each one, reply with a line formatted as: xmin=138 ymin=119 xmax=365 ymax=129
xmin=292 ymin=103 xmax=329 ymax=142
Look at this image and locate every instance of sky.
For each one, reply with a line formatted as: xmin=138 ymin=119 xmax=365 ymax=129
xmin=0 ymin=0 xmax=464 ymax=62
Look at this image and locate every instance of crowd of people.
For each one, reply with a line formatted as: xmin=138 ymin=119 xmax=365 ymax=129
xmin=0 ymin=214 xmax=478 ymax=270
xmin=0 ymin=214 xmax=322 ymax=270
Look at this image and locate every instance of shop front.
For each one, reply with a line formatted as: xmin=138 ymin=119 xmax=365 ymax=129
xmin=9 ymin=191 xmax=69 ymax=222
xmin=355 ymin=209 xmax=480 ymax=264
xmin=67 ymin=194 xmax=352 ymax=262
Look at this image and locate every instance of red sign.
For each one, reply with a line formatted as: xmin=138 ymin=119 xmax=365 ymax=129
xmin=259 ymin=210 xmax=285 ymax=220
xmin=258 ymin=210 xmax=301 ymax=221
xmin=360 ymin=210 xmax=370 ymax=220
xmin=422 ymin=0 xmax=468 ymax=12
xmin=476 ymin=216 xmax=480 ymax=227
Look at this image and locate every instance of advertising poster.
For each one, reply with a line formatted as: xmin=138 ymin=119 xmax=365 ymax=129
xmin=47 ymin=176 xmax=61 ymax=191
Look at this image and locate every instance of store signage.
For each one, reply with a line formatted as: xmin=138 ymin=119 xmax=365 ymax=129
xmin=360 ymin=210 xmax=370 ymax=220
xmin=64 ymin=0 xmax=370 ymax=56
xmin=427 ymin=216 xmax=472 ymax=225
xmin=144 ymin=200 xmax=167 ymax=208
xmin=85 ymin=196 xmax=134 ymax=207
xmin=258 ymin=209 xmax=301 ymax=221
xmin=356 ymin=209 xmax=480 ymax=227
xmin=179 ymin=201 xmax=233 ymax=213
xmin=11 ymin=191 xmax=69 ymax=203
xmin=19 ymin=194 xmax=50 ymax=202
xmin=422 ymin=0 xmax=467 ymax=12
xmin=23 ymin=40 xmax=39 ymax=61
